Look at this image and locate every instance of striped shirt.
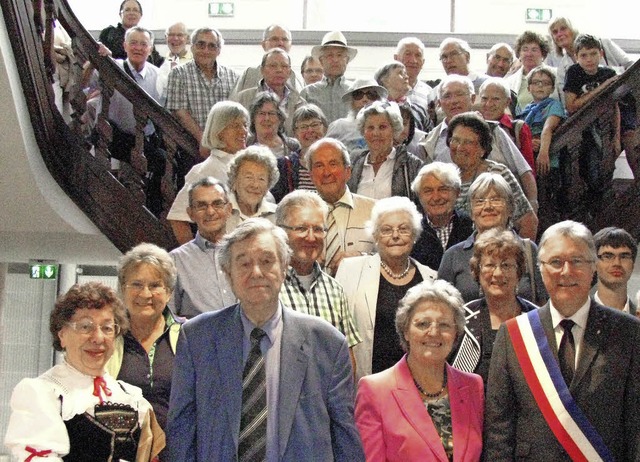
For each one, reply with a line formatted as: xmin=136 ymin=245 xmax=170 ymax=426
xmin=280 ymin=264 xmax=362 ymax=347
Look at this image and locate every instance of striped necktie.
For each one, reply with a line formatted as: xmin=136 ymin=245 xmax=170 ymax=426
xmin=238 ymin=328 xmax=268 ymax=462
xmin=324 ymin=203 xmax=342 ymax=273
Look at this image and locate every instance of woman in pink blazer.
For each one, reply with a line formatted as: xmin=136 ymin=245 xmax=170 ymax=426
xmin=355 ymin=280 xmax=484 ymax=462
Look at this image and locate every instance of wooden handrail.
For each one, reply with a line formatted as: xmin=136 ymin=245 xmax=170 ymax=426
xmin=2 ymin=0 xmax=640 ymax=250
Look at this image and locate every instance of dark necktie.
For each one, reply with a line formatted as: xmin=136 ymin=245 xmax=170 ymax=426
xmin=558 ymin=319 xmax=576 ymax=385
xmin=238 ymin=328 xmax=268 ymax=462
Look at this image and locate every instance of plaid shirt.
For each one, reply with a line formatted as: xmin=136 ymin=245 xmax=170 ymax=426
xmin=280 ymin=264 xmax=362 ymax=347
xmin=166 ymin=60 xmax=238 ymax=129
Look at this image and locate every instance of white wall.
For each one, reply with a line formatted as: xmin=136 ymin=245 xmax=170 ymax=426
xmin=68 ymin=0 xmax=640 ymax=39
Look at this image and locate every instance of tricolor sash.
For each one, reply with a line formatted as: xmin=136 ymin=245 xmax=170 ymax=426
xmin=506 ymin=310 xmax=614 ymax=462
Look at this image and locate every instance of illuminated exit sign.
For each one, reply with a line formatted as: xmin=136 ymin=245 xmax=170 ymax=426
xmin=29 ymin=260 xmax=58 ymax=280
xmin=209 ymin=2 xmax=234 ymax=17
xmin=526 ymin=8 xmax=552 ymax=23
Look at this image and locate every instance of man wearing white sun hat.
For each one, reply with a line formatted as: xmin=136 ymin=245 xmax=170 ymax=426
xmin=301 ymin=31 xmax=358 ymax=124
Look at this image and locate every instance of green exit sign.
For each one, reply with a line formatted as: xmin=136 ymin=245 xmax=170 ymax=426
xmin=209 ymin=2 xmax=234 ymax=17
xmin=526 ymin=8 xmax=552 ymax=23
xmin=29 ymin=261 xmax=58 ymax=280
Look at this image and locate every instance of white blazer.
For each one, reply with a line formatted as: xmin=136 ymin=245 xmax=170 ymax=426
xmin=335 ymin=253 xmax=437 ymax=380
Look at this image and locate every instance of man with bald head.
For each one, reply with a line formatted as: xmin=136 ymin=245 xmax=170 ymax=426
xmin=231 ymin=24 xmax=301 ymax=96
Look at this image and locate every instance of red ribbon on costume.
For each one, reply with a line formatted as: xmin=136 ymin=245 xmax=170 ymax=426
xmin=93 ymin=376 xmax=112 ymax=404
xmin=25 ymin=445 xmax=52 ymax=461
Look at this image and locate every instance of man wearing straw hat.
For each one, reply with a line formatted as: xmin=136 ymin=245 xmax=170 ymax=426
xmin=301 ymin=31 xmax=358 ymax=124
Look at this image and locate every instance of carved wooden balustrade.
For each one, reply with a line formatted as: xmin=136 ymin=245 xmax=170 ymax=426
xmin=3 ymin=0 xmax=640 ymax=252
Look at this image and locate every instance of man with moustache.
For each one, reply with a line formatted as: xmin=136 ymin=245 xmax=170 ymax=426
xmin=169 ymin=177 xmax=236 ymax=318
xmin=485 ymin=220 xmax=640 ymax=461
xmin=167 ymin=218 xmax=364 ymax=461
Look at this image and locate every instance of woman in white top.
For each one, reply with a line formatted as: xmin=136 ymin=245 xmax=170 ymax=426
xmin=5 ymin=282 xmax=164 ymax=461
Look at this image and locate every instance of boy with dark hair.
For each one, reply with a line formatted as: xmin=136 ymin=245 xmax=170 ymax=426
xmin=563 ymin=34 xmax=639 ymax=181
xmin=593 ymin=226 xmax=638 ymax=316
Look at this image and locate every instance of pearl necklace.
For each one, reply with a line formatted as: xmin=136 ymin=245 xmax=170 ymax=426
xmin=380 ymin=260 xmax=411 ymax=280
xmin=413 ymin=369 xmax=448 ymax=399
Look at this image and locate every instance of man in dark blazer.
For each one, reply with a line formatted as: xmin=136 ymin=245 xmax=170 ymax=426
xmin=484 ymin=220 xmax=640 ymax=460
xmin=410 ymin=162 xmax=473 ymax=271
xmin=166 ymin=218 xmax=365 ymax=461
xmin=592 ymin=226 xmax=638 ymax=317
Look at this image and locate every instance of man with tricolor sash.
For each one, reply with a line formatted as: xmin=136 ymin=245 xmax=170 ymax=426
xmin=484 ymin=220 xmax=640 ymax=461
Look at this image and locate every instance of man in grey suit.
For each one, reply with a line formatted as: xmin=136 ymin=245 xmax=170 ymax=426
xmin=484 ymin=220 xmax=640 ymax=460
xmin=166 ymin=218 xmax=364 ymax=461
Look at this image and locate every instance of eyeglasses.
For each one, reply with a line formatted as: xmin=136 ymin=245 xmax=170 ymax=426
xmin=194 ymin=41 xmax=220 ymax=51
xmin=379 ymin=225 xmax=413 ymax=237
xmin=67 ymin=320 xmax=121 ymax=337
xmin=440 ymin=91 xmax=470 ymax=101
xmin=472 ymin=197 xmax=505 ymax=208
xmin=125 ymin=281 xmax=166 ymax=295
xmin=539 ymin=257 xmax=594 ymax=271
xmin=597 ymin=252 xmax=634 ymax=262
xmin=280 ymin=225 xmax=327 ymax=237
xmin=351 ymin=90 xmax=380 ymax=101
xmin=450 ymin=137 xmax=479 ymax=148
xmin=412 ymin=319 xmax=455 ymax=333
xmin=481 ymin=262 xmax=518 ymax=273
xmin=439 ymin=50 xmax=463 ymax=61
xmin=530 ymin=80 xmax=553 ymax=87
xmin=191 ymin=200 xmax=229 ymax=213
xmin=295 ymin=121 xmax=323 ymax=131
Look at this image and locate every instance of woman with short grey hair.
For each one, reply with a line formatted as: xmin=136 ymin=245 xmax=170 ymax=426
xmin=246 ymin=91 xmax=300 ymax=158
xmin=348 ymin=100 xmax=423 ymax=200
xmin=355 ymin=279 xmax=484 ymax=461
xmin=439 ymin=172 xmax=547 ymax=305
xmin=108 ymin=242 xmax=184 ymax=432
xmin=335 ymin=196 xmax=437 ymax=380
xmin=167 ymin=100 xmax=250 ymax=244
xmin=226 ymin=145 xmax=279 ymax=232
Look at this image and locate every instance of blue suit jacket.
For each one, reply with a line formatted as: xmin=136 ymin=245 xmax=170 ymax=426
xmin=166 ymin=304 xmax=365 ymax=462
